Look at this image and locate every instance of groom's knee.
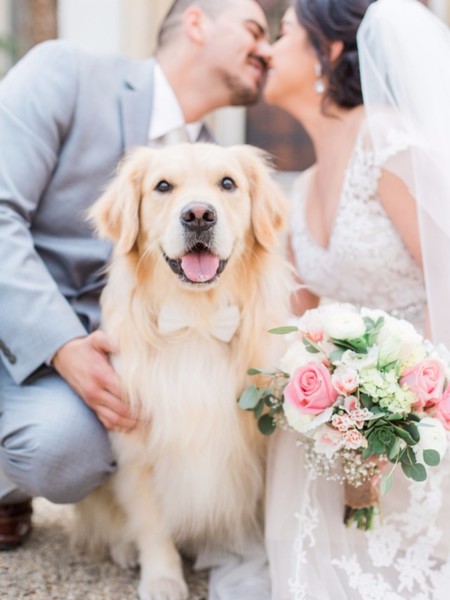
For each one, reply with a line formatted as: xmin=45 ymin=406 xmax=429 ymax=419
xmin=0 ymin=383 xmax=116 ymax=503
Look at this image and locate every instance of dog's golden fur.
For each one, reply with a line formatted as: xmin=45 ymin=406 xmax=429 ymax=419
xmin=74 ymin=143 xmax=294 ymax=600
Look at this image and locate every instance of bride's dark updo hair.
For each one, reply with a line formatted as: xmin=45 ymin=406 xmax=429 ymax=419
xmin=295 ymin=0 xmax=377 ymax=108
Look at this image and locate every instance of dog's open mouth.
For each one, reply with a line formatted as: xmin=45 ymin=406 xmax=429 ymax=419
xmin=164 ymin=243 xmax=228 ymax=284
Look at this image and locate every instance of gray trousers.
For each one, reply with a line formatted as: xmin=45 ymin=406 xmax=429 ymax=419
xmin=0 ymin=366 xmax=116 ymax=504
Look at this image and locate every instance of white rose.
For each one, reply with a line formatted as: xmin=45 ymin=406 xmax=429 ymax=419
xmin=284 ymin=401 xmax=315 ymax=435
xmin=414 ymin=417 xmax=448 ymax=464
xmin=323 ymin=309 xmax=366 ymax=340
xmin=280 ymin=340 xmax=323 ymax=375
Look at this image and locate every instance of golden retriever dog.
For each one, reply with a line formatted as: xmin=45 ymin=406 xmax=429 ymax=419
xmin=73 ymin=143 xmax=293 ymax=600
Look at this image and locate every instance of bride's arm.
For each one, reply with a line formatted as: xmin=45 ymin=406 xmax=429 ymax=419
xmin=287 ymin=235 xmax=320 ymax=316
xmin=378 ymin=168 xmax=431 ymax=337
xmin=378 ymin=168 xmax=422 ymax=267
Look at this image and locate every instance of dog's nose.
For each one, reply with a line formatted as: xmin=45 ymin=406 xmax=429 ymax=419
xmin=181 ymin=203 xmax=217 ymax=231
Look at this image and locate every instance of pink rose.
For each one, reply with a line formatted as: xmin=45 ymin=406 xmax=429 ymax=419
xmin=434 ymin=385 xmax=450 ymax=430
xmin=400 ymin=359 xmax=446 ymax=410
xmin=284 ymin=362 xmax=338 ymax=415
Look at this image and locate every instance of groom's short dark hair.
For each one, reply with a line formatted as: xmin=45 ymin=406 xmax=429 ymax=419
xmin=157 ymin=0 xmax=229 ymax=48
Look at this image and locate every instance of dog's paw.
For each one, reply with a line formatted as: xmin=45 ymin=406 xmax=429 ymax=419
xmin=110 ymin=540 xmax=138 ymax=569
xmin=138 ymin=577 xmax=189 ymax=600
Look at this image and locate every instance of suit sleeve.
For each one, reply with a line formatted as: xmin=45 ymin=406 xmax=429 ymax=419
xmin=0 ymin=41 xmax=87 ymax=384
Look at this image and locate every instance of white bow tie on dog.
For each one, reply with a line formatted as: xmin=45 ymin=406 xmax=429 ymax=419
xmin=157 ymin=303 xmax=240 ymax=343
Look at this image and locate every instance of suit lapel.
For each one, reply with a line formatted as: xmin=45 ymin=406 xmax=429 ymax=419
xmin=120 ymin=58 xmax=155 ymax=151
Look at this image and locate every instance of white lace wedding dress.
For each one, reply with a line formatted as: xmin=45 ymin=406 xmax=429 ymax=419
xmin=265 ymin=125 xmax=450 ymax=600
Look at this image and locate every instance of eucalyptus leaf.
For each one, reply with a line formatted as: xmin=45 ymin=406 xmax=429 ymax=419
xmin=238 ymin=385 xmax=261 ymax=410
xmin=423 ymin=449 xmax=441 ymax=466
xmin=258 ymin=414 xmax=276 ymax=435
xmin=387 ymin=438 xmax=404 ymax=461
xmin=392 ymin=425 xmax=416 ymax=446
xmin=401 ymin=461 xmax=427 ymax=482
xmin=403 ymin=422 xmax=420 ymax=443
xmin=268 ymin=326 xmax=298 ymax=335
xmin=254 ymin=398 xmax=266 ymax=419
xmin=329 ymin=348 xmax=346 ymax=363
xmin=380 ymin=473 xmax=393 ymax=496
xmin=302 ymin=336 xmax=321 ymax=354
xmin=408 ymin=413 xmax=421 ymax=422
xmin=331 ymin=338 xmax=368 ymax=353
xmin=386 ymin=413 xmax=404 ymax=421
xmin=247 ymin=368 xmax=276 ymax=376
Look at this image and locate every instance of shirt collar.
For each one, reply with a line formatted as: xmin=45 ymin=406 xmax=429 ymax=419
xmin=148 ymin=63 xmax=202 ymax=143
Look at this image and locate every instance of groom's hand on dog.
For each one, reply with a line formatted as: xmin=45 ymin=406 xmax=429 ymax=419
xmin=53 ymin=331 xmax=137 ymax=432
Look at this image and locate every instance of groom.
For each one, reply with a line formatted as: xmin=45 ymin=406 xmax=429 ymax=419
xmin=0 ymin=0 xmax=270 ymax=549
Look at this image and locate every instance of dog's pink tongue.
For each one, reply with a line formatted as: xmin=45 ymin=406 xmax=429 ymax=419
xmin=181 ymin=252 xmax=220 ymax=282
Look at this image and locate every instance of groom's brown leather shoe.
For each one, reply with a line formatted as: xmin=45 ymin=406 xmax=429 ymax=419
xmin=0 ymin=500 xmax=33 ymax=550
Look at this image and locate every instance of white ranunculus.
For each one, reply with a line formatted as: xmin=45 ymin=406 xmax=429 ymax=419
xmin=338 ymin=346 xmax=379 ymax=370
xmin=414 ymin=417 xmax=448 ymax=464
xmin=322 ymin=308 xmax=366 ymax=340
xmin=284 ymin=401 xmax=315 ymax=435
xmin=280 ymin=340 xmax=323 ymax=375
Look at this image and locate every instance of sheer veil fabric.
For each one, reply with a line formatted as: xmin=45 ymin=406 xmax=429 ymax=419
xmin=358 ymin=0 xmax=450 ymax=348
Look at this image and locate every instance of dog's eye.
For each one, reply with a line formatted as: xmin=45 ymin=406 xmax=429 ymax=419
xmin=155 ymin=180 xmax=173 ymax=193
xmin=220 ymin=177 xmax=237 ymax=192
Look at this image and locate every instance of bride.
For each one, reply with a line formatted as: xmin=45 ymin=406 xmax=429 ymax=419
xmin=262 ymin=0 xmax=450 ymax=598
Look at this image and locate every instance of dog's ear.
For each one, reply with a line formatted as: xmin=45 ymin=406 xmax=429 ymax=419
xmin=232 ymin=145 xmax=289 ymax=250
xmin=88 ymin=147 xmax=153 ymax=255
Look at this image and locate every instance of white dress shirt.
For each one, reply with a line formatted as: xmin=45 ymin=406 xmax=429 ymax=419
xmin=148 ymin=63 xmax=202 ymax=145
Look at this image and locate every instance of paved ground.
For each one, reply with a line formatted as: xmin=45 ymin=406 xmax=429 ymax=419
xmin=0 ymin=498 xmax=209 ymax=599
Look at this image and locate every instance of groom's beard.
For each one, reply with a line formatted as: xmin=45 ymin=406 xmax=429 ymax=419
xmin=221 ymin=72 xmax=263 ymax=106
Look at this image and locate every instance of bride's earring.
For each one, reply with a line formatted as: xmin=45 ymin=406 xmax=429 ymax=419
xmin=314 ymin=63 xmax=325 ymax=94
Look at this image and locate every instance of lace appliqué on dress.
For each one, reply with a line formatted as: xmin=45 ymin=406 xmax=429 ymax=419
xmin=331 ymin=449 xmax=450 ymax=600
xmin=290 ymin=126 xmax=426 ymax=325
xmin=288 ymin=472 xmax=320 ymax=600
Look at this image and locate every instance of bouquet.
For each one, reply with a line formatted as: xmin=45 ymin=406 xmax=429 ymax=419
xmin=239 ymin=304 xmax=450 ymax=530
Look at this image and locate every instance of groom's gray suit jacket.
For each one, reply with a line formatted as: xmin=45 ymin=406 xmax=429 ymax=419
xmin=0 ymin=40 xmax=210 ymax=387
